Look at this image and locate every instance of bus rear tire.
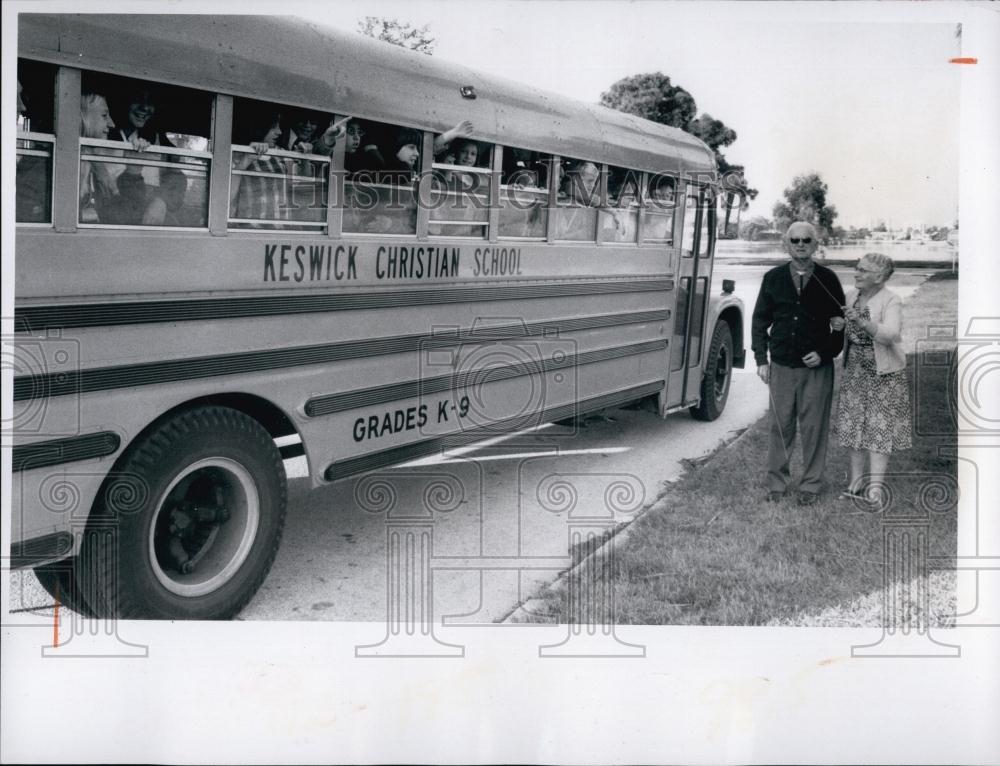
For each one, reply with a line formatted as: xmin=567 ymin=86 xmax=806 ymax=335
xmin=76 ymin=406 xmax=287 ymax=620
xmin=691 ymin=320 xmax=733 ymax=422
xmin=33 ymin=561 xmax=97 ymax=617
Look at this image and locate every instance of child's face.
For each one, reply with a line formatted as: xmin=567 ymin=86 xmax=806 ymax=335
xmin=457 ymin=143 xmax=478 ymax=167
xmin=295 ymin=118 xmax=318 ymax=142
xmin=397 ymin=144 xmax=419 ymax=167
xmin=128 ymin=97 xmax=156 ymax=130
xmin=567 ymin=162 xmax=599 ymax=203
xmin=163 ymin=176 xmax=188 ymax=208
xmin=262 ymin=122 xmax=282 ymax=147
xmin=345 ymin=124 xmax=363 ymax=154
xmin=81 ymin=96 xmax=115 ymax=139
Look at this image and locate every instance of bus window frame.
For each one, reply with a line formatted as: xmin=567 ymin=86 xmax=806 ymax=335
xmin=324 ymin=113 xmax=348 ymax=240
xmin=598 ymin=163 xmax=642 ymax=247
xmin=551 ymin=155 xmax=600 ymax=243
xmin=77 ymin=137 xmax=213 ymax=231
xmin=15 ymin=130 xmax=56 ymax=227
xmin=699 ymin=187 xmax=716 ymax=258
xmin=228 ymin=143 xmax=330 ymax=232
xmin=24 ymin=63 xmax=725 ymax=249
xmin=496 ymin=144 xmax=549 ymax=243
xmin=426 ymin=156 xmax=494 ymax=240
xmin=640 ymin=172 xmax=680 ymax=248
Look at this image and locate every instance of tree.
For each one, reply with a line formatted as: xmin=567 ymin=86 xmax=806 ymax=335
xmin=771 ymin=173 xmax=838 ymax=236
xmin=599 ymin=72 xmax=697 ymax=128
xmin=739 ymin=215 xmax=772 ymax=241
xmin=600 ymin=73 xmax=757 ymax=200
xmin=358 ymin=16 xmax=436 ymax=55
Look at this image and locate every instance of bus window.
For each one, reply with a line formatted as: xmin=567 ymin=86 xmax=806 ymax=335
xmin=552 ymin=157 xmax=599 ymax=241
xmin=343 ymin=118 xmax=419 ymax=235
xmin=642 ymin=174 xmax=677 ymax=245
xmin=429 ymin=139 xmax=491 ymax=238
xmin=78 ymin=73 xmax=212 ymax=228
xmin=600 ymin=166 xmax=641 ymax=243
xmin=16 ymin=59 xmax=56 ymax=224
xmin=498 ymin=146 xmax=548 ymax=240
xmin=681 ymin=186 xmax=700 ymax=256
xmin=230 ymin=97 xmax=328 ymax=231
xmin=699 ymin=188 xmax=715 ymax=257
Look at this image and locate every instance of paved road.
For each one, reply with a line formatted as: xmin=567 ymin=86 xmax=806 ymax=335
xmin=238 ymin=370 xmax=767 ymax=622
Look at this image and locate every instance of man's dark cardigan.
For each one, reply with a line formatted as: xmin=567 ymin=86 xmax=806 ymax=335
xmin=751 ymin=263 xmax=846 ymax=368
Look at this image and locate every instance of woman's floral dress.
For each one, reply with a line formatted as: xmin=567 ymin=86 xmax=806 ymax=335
xmin=837 ymin=306 xmax=912 ymax=453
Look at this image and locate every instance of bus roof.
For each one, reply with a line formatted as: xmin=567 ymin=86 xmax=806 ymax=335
xmin=19 ymin=13 xmax=717 ymax=178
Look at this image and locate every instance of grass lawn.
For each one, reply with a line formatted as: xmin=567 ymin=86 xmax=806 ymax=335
xmin=528 ymin=270 xmax=958 ymax=626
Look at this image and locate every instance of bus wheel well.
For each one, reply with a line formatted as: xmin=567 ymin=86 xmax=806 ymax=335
xmin=140 ymin=393 xmax=299 ymax=444
xmin=717 ymin=306 xmax=743 ymax=354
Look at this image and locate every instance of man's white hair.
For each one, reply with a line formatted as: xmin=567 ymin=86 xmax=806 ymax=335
xmin=784 ymin=221 xmax=818 ymax=241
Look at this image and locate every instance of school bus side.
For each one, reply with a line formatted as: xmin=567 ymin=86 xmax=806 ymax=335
xmin=11 ymin=14 xmax=743 ymax=619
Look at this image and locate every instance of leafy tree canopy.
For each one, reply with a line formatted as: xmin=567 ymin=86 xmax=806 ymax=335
xmin=739 ymin=215 xmax=773 ymax=240
xmin=358 ymin=16 xmax=436 ymax=55
xmin=688 ymin=113 xmax=737 ymax=154
xmin=600 ymin=73 xmax=756 ymax=200
xmin=599 ymin=72 xmax=697 ymax=128
xmin=772 ymin=173 xmax=838 ymax=235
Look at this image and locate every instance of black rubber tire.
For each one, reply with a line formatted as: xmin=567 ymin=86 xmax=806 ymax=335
xmin=691 ymin=320 xmax=733 ymax=422
xmin=33 ymin=561 xmax=97 ymax=617
xmin=75 ymin=406 xmax=287 ymax=620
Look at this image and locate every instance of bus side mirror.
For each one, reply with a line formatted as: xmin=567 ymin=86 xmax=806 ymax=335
xmin=722 ymin=279 xmax=735 ymax=294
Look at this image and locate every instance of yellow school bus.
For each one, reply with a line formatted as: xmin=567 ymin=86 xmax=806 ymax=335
xmin=11 ymin=14 xmax=745 ymax=619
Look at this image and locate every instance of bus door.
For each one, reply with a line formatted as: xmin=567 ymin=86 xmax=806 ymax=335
xmin=664 ymin=183 xmax=715 ymax=410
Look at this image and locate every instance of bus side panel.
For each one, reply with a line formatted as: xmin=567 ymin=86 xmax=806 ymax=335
xmin=12 ymin=233 xmax=681 ymax=551
xmin=13 ymin=459 xmax=116 ymax=562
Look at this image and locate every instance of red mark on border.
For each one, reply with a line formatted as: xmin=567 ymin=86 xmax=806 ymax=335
xmin=53 ymin=582 xmax=60 ymax=648
xmin=949 ymin=57 xmax=978 ymax=65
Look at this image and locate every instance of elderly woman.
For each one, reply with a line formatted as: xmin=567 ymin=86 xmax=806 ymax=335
xmin=834 ymin=252 xmax=911 ymax=503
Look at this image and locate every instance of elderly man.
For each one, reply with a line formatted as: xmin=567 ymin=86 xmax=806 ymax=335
xmin=751 ymin=221 xmax=846 ymax=505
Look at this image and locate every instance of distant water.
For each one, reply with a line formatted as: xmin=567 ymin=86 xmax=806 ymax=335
xmin=716 ymin=239 xmax=957 ymax=265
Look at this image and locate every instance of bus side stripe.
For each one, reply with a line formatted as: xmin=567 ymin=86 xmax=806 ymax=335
xmin=304 ymin=340 xmax=667 ymax=417
xmin=14 ymin=310 xmax=670 ymax=402
xmin=323 ymin=381 xmax=665 ymax=482
xmin=15 ymin=278 xmax=674 ymax=332
xmin=12 ymin=431 xmax=122 ymax=472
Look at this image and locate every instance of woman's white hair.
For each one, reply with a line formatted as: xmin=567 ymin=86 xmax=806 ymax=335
xmin=860 ymin=252 xmax=895 ymax=281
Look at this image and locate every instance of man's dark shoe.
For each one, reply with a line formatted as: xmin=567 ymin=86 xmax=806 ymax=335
xmin=766 ymin=491 xmax=785 ymax=503
xmin=797 ymin=491 xmax=818 ymax=506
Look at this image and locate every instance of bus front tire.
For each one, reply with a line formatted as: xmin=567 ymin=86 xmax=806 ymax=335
xmin=691 ymin=320 xmax=733 ymax=422
xmin=76 ymin=406 xmax=287 ymax=620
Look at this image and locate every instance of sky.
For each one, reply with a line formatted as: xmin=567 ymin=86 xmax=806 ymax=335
xmin=307 ymin=1 xmax=961 ymax=229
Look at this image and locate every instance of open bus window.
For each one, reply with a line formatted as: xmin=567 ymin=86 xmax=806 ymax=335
xmin=643 ymin=173 xmax=678 ymax=245
xmin=429 ymin=139 xmax=491 ymax=238
xmin=343 ymin=118 xmax=419 ymax=235
xmin=600 ymin=165 xmax=641 ymax=244
xmin=229 ymin=97 xmax=329 ymax=231
xmin=16 ymin=59 xmax=56 ymax=224
xmin=552 ymin=157 xmax=600 ymax=241
xmin=498 ymin=146 xmax=548 ymax=239
xmin=78 ymin=72 xmax=212 ymax=227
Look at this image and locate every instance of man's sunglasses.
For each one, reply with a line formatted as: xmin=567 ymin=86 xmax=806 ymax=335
xmin=789 ymin=237 xmax=813 ymax=245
